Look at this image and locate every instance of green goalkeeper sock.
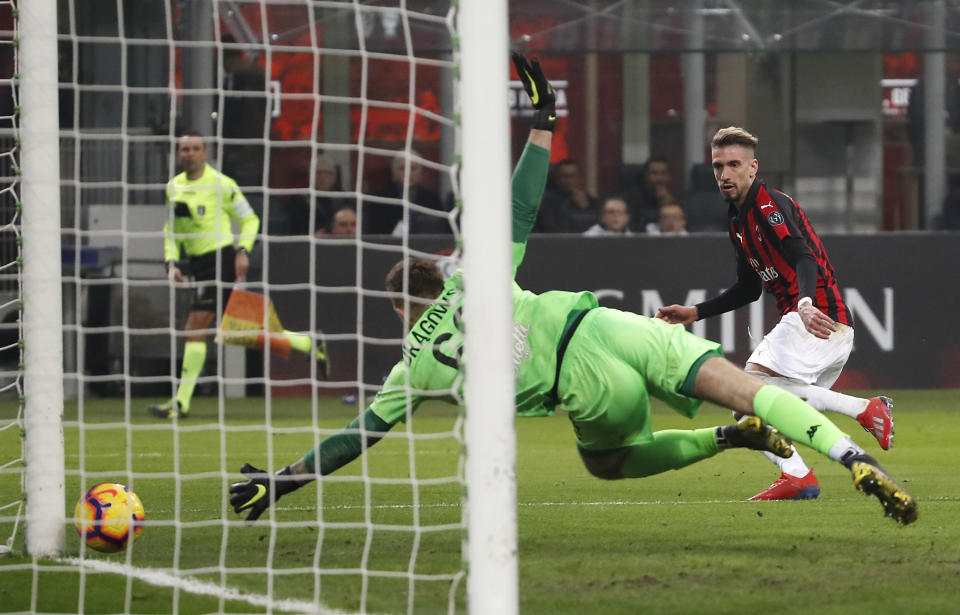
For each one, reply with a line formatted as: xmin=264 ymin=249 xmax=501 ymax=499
xmin=175 ymin=341 xmax=207 ymax=412
xmin=620 ymin=428 xmax=718 ymax=478
xmin=282 ymin=330 xmax=312 ymax=355
xmin=752 ymin=384 xmax=848 ymax=457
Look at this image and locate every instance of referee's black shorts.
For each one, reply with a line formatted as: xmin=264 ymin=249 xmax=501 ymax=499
xmin=187 ymin=246 xmax=236 ymax=312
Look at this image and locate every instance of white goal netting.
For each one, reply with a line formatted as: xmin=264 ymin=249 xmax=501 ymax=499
xmin=0 ymin=1 xmax=514 ymax=613
xmin=0 ymin=0 xmax=24 ymax=560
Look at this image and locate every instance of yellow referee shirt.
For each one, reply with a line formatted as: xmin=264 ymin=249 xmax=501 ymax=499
xmin=163 ymin=163 xmax=260 ymax=263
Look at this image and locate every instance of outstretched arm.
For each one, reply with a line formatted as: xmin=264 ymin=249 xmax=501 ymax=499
xmin=229 ymin=407 xmax=396 ymax=522
xmin=510 ymin=53 xmax=555 ymax=271
xmin=657 ymin=254 xmax=761 ymax=323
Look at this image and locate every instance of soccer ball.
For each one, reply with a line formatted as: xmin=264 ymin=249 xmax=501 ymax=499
xmin=74 ymin=482 xmax=145 ymax=553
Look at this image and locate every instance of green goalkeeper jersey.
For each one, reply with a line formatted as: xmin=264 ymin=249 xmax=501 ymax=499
xmin=369 ymin=142 xmax=598 ymax=426
xmin=163 ymin=163 xmax=260 ymax=262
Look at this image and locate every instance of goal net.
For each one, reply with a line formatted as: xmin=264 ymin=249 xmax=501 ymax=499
xmin=0 ymin=1 xmax=515 ymax=613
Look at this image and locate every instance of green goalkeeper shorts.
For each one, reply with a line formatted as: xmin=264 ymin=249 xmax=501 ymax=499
xmin=556 ymin=307 xmax=721 ymax=451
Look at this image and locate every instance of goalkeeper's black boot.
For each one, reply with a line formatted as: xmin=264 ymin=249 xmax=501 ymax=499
xmin=842 ymin=451 xmax=918 ymax=525
xmin=147 ymin=400 xmax=188 ymax=420
xmin=315 ymin=333 xmax=331 ymax=379
xmin=716 ymin=416 xmax=793 ymax=458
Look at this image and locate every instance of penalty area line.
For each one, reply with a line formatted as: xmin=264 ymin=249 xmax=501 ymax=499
xmin=59 ymin=557 xmax=353 ymax=615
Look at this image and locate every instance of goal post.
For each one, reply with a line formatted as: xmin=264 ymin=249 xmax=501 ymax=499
xmin=459 ymin=1 xmax=518 ymax=615
xmin=19 ymin=0 xmax=66 ymax=558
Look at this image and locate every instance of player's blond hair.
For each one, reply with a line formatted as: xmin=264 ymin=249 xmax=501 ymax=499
xmin=711 ymin=126 xmax=758 ymax=154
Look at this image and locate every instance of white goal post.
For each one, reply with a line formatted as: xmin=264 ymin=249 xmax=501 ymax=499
xmin=20 ymin=0 xmax=66 ymax=558
xmin=459 ymin=1 xmax=518 ymax=614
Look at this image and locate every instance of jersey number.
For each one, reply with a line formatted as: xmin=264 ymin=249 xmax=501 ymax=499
xmin=432 ymin=332 xmax=462 ymax=371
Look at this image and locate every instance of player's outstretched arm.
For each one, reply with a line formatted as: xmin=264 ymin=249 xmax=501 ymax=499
xmin=510 ymin=52 xmax=555 ymax=268
xmin=229 ymin=463 xmax=304 ymax=523
xmin=512 ymin=52 xmax=556 ymax=135
xmin=230 ymin=407 xmax=395 ymax=523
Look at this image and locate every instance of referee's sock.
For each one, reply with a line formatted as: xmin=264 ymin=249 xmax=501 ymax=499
xmin=752 ymin=384 xmax=859 ymax=461
xmin=283 ymin=330 xmax=312 ymax=355
xmin=175 ymin=340 xmax=207 ymax=413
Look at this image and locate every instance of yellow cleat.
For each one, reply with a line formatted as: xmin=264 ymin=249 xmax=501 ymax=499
xmin=737 ymin=416 xmax=794 ymax=459
xmin=850 ymin=461 xmax=918 ymax=525
xmin=147 ymin=400 xmax=188 ymax=420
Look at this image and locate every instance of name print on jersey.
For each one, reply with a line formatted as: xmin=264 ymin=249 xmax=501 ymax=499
xmin=401 ymin=284 xmax=462 ymax=366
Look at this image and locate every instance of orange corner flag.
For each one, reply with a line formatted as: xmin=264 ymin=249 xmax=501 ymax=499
xmin=216 ymin=288 xmax=292 ymax=357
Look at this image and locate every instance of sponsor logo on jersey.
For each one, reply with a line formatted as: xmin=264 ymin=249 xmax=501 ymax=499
xmin=511 ymin=321 xmax=532 ymax=383
xmin=748 ymin=257 xmax=779 ymax=282
xmin=760 ymin=201 xmax=775 ymax=211
xmin=767 ymin=211 xmax=785 ymax=226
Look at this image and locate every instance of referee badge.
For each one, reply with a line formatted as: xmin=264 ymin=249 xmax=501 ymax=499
xmin=767 ymin=211 xmax=784 ymax=226
xmin=197 ymin=205 xmax=206 ymax=216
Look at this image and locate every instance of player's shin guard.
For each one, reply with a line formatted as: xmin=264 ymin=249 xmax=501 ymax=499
xmin=752 ymin=384 xmax=848 ymax=457
xmin=619 ymin=429 xmax=718 ymax=478
xmin=175 ymin=341 xmax=207 ymax=412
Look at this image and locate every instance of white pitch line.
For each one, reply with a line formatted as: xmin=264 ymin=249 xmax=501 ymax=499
xmin=59 ymin=557 xmax=353 ymax=615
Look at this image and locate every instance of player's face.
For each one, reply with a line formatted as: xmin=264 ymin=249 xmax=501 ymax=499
xmin=177 ymin=136 xmax=208 ymax=175
xmin=711 ymin=144 xmax=757 ymax=207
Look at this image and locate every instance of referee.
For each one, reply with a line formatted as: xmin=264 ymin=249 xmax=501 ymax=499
xmin=149 ymin=131 xmax=260 ymax=419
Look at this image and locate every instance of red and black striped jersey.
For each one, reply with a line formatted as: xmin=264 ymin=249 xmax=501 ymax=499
xmin=727 ymin=179 xmax=853 ymax=326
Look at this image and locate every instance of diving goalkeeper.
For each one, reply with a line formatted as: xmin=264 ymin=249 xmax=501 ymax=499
xmin=230 ymin=54 xmax=917 ymax=526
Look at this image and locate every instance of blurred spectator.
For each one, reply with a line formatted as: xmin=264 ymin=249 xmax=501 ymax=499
xmin=683 ymin=162 xmax=730 ymax=232
xmin=618 ymin=156 xmax=678 ymax=231
xmin=583 ymin=197 xmax=635 ymax=236
xmin=906 ymin=56 xmax=960 ymax=167
xmin=645 ymin=201 xmax=689 ymax=236
xmin=366 ymin=152 xmax=447 ymax=235
xmin=535 ymin=158 xmax=600 ymax=233
xmin=282 ymin=157 xmax=349 ymax=235
xmin=322 ymin=207 xmax=358 ymax=237
xmin=907 ymin=56 xmax=960 ymax=229
xmin=220 ymin=34 xmax=268 ymax=187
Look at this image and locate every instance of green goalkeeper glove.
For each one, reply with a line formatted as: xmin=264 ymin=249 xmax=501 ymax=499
xmin=229 ymin=463 xmax=302 ymax=522
xmin=512 ymin=52 xmax=556 ymax=132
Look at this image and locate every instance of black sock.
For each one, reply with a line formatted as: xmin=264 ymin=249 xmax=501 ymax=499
xmin=715 ymin=425 xmax=741 ymax=449
xmin=840 ymin=450 xmax=883 ymax=472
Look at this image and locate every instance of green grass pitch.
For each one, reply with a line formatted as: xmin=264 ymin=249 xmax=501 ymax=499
xmin=1 ymin=389 xmax=959 ymax=614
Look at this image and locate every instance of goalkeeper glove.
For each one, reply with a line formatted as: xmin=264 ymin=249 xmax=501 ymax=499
xmin=229 ymin=462 xmax=302 ymax=522
xmin=512 ymin=52 xmax=556 ymax=132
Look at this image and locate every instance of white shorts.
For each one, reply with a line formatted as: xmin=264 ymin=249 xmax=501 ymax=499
xmin=746 ymin=311 xmax=854 ymax=387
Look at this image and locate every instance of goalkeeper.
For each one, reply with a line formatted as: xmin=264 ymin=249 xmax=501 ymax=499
xmin=150 ymin=132 xmax=329 ymax=420
xmin=230 ymin=54 xmax=917 ymax=525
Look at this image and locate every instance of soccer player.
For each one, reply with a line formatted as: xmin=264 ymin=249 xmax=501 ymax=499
xmin=150 ymin=132 xmax=329 ymax=419
xmin=656 ymin=126 xmax=894 ymax=501
xmin=229 ymin=55 xmax=917 ymax=526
